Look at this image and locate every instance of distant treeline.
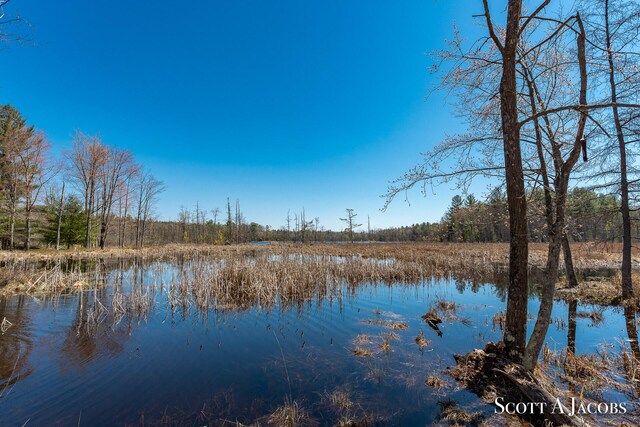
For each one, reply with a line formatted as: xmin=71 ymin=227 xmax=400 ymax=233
xmin=129 ymin=187 xmax=626 ymax=246
xmin=388 ymin=188 xmax=625 ymax=244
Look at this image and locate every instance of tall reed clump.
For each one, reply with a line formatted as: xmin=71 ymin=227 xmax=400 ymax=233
xmin=164 ymin=252 xmax=442 ymax=315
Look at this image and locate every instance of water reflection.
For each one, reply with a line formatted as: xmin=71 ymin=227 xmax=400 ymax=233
xmin=567 ymin=299 xmax=577 ymax=355
xmin=0 ymin=255 xmax=636 ymax=426
xmin=58 ymin=290 xmax=131 ymax=368
xmin=0 ymin=296 xmax=33 ymax=397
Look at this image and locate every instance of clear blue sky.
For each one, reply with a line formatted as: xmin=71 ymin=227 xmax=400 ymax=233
xmin=0 ymin=0 xmax=496 ymax=230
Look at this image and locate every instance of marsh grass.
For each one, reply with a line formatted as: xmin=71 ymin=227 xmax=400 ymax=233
xmin=354 ymin=334 xmax=370 ymax=344
xmin=267 ymin=398 xmax=317 ymax=427
xmin=388 ymin=321 xmax=408 ymax=331
xmin=352 ymin=347 xmax=373 ymax=358
xmin=541 ymin=340 xmax=640 ymax=402
xmin=1 ymin=242 xmax=626 ymax=306
xmin=0 ymin=317 xmax=12 ymax=334
xmin=490 ymin=310 xmax=505 ymax=332
xmin=424 ymin=374 xmax=444 ymax=391
xmin=576 ymin=309 xmax=605 ymax=325
xmin=322 ymin=390 xmax=354 ymax=414
xmin=415 ymin=330 xmax=430 ymax=350
xmin=321 ymin=389 xmax=387 ymax=427
xmin=1 ymin=242 xmax=635 ymax=426
xmin=437 ymin=399 xmax=483 ymax=427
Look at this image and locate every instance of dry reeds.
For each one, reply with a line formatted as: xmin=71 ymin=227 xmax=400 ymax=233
xmin=415 ymin=330 xmax=430 ymax=350
xmin=267 ymin=398 xmax=317 ymax=427
xmin=353 ymin=347 xmax=373 ymax=358
xmin=0 ymin=317 xmax=12 ymax=334
xmin=321 ymin=390 xmax=354 ymax=414
xmin=437 ymin=399 xmax=483 ymax=426
xmin=424 ymin=374 xmax=444 ymax=391
xmin=1 ymin=242 xmax=626 ymax=306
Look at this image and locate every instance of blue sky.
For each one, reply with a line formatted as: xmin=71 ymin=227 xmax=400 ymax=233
xmin=0 ymin=0 xmax=496 ymax=230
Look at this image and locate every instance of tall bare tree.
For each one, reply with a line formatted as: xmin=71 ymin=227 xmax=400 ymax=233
xmin=340 ymin=208 xmax=361 ymax=243
xmin=383 ymin=1 xmax=638 ymax=369
xmin=1 ymin=124 xmax=27 ymax=249
xmin=18 ymin=130 xmax=54 ymax=250
xmin=581 ymin=0 xmax=640 ymax=300
xmin=116 ymin=160 xmax=139 ymax=247
xmin=66 ymin=131 xmax=107 ymax=248
xmin=134 ymin=169 xmax=164 ymax=247
xmin=97 ymin=147 xmax=134 ymax=249
xmin=0 ymin=0 xmax=28 ymax=45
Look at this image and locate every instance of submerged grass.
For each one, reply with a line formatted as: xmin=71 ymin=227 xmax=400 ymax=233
xmin=267 ymin=398 xmax=317 ymax=427
xmin=437 ymin=399 xmax=483 ymax=427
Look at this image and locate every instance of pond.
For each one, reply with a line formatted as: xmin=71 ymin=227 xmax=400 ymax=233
xmin=0 ymin=255 xmax=637 ymax=426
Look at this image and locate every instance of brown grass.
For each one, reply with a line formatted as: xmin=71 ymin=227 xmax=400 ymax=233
xmin=415 ymin=330 xmax=430 ymax=350
xmin=388 ymin=321 xmax=408 ymax=331
xmin=0 ymin=242 xmax=629 ymax=308
xmin=438 ymin=399 xmax=483 ymax=427
xmin=425 ymin=374 xmax=444 ymax=390
xmin=352 ymin=347 xmax=373 ymax=358
xmin=267 ymin=398 xmax=317 ymax=427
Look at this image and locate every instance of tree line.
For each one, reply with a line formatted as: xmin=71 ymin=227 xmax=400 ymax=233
xmin=0 ymin=100 xmax=632 ymax=251
xmin=0 ymin=104 xmax=165 ymax=250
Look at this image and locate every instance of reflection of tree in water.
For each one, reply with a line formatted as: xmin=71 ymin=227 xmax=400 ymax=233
xmin=453 ymin=276 xmax=508 ymax=301
xmin=58 ymin=288 xmax=132 ymax=368
xmin=567 ymin=299 xmax=577 ymax=355
xmin=0 ymin=296 xmax=33 ymax=394
xmin=623 ymin=304 xmax=640 ymax=397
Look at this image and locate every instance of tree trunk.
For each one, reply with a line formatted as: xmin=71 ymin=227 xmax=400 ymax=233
xmin=605 ymin=0 xmax=633 ymax=300
xmin=99 ymin=221 xmax=107 ymax=249
xmin=85 ymin=182 xmax=94 ymax=248
xmin=523 ymin=13 xmax=588 ymax=371
xmin=9 ymin=192 xmax=16 ymax=251
xmin=562 ymin=234 xmax=579 ymax=288
xmin=501 ymin=0 xmax=529 ymax=363
xmin=623 ymin=303 xmax=640 ymax=362
xmin=524 ymin=217 xmax=563 ymax=370
xmin=56 ymin=183 xmax=65 ymax=250
xmin=567 ymin=299 xmax=577 ymax=355
xmin=25 ymin=203 xmax=31 ymax=251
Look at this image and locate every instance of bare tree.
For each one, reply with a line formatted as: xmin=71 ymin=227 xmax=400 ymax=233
xmin=519 ymin=15 xmax=591 ymax=369
xmin=285 ymin=210 xmax=291 ymax=241
xmin=0 ymin=113 xmax=28 ymax=250
xmin=0 ymin=0 xmax=28 ymax=45
xmin=581 ymin=0 xmax=640 ymax=300
xmin=116 ymin=160 xmax=139 ymax=247
xmin=97 ymin=146 xmax=134 ymax=249
xmin=18 ymin=130 xmax=55 ymax=250
xmin=226 ymin=198 xmax=233 ymax=243
xmin=53 ymin=181 xmax=65 ymax=250
xmin=178 ymin=206 xmax=190 ymax=243
xmin=235 ymin=199 xmax=243 ymax=244
xmin=382 ymin=0 xmax=638 ymax=369
xmin=340 ymin=208 xmax=361 ymax=243
xmin=134 ymin=169 xmax=164 ymax=247
xmin=210 ymin=207 xmax=220 ymax=244
xmin=66 ymin=131 xmax=107 ymax=248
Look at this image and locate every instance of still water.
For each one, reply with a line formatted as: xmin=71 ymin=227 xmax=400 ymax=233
xmin=0 ymin=257 xmax=634 ymax=426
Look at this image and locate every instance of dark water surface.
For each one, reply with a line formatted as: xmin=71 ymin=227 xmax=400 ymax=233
xmin=0 ymin=258 xmax=635 ymax=426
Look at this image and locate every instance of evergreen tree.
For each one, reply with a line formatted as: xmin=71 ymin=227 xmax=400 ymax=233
xmin=43 ymin=195 xmax=85 ymax=248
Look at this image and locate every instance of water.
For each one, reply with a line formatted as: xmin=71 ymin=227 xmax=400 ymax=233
xmin=0 ymin=257 xmax=636 ymax=426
